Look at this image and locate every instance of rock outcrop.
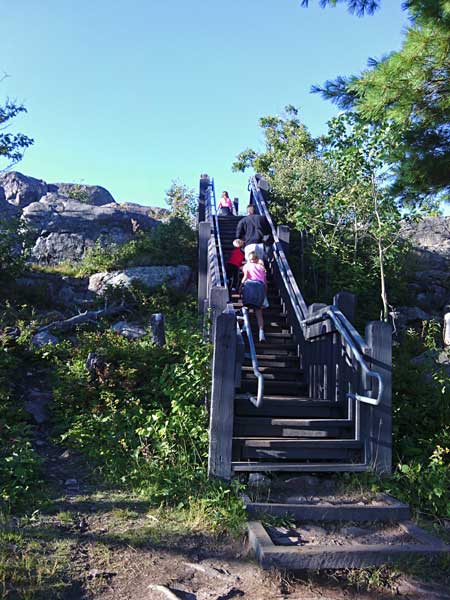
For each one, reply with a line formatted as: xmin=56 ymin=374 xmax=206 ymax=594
xmin=0 ymin=171 xmax=48 ymax=209
xmin=400 ymin=217 xmax=450 ymax=322
xmin=23 ymin=194 xmax=159 ymax=263
xmin=47 ymin=183 xmax=116 ymax=206
xmin=0 ymin=171 xmax=169 ymax=264
xmin=89 ymin=266 xmax=192 ymax=295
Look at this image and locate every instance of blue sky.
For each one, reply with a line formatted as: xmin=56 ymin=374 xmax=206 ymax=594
xmin=1 ymin=1 xmax=409 ymax=208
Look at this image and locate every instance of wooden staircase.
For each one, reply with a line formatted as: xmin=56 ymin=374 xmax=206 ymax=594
xmin=217 ymin=216 xmax=367 ymax=475
xmin=199 ymin=175 xmax=392 ymax=481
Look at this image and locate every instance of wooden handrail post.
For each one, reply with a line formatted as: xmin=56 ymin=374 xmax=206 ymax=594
xmin=209 ymin=286 xmax=229 ymax=340
xmin=198 ymin=221 xmax=211 ymax=314
xmin=198 ymin=174 xmax=209 ymax=224
xmin=208 ymin=310 xmax=236 ymax=480
xmin=277 ymin=225 xmax=290 ymax=257
xmin=365 ymin=321 xmax=392 ymax=475
xmin=334 ymin=291 xmax=356 ymax=322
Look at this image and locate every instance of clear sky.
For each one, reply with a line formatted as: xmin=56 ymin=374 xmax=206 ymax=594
xmin=1 ymin=0 xmax=409 ymax=208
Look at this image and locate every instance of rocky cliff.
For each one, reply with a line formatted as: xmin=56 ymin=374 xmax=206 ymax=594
xmin=0 ymin=171 xmax=169 ymax=264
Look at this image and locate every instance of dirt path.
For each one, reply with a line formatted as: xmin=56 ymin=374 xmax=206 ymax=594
xmin=4 ymin=370 xmax=448 ymax=600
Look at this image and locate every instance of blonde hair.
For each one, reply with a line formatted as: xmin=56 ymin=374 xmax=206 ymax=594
xmin=248 ymin=252 xmax=259 ymax=262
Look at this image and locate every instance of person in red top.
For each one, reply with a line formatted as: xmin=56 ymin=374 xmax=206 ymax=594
xmin=226 ymin=239 xmax=245 ymax=291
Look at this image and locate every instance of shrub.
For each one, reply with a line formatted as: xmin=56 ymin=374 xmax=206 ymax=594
xmin=0 ymin=343 xmax=42 ymax=513
xmin=77 ymin=217 xmax=196 ymax=275
xmin=44 ymin=296 xmax=213 ymax=506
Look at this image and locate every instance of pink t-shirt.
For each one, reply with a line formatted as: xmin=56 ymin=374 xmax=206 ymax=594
xmin=243 ymin=261 xmax=266 ymax=284
xmin=218 ymin=196 xmax=233 ymax=209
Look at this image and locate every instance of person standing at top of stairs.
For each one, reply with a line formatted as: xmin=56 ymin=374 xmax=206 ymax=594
xmin=235 ymin=204 xmax=271 ymax=261
xmin=218 ymin=191 xmax=234 ymax=216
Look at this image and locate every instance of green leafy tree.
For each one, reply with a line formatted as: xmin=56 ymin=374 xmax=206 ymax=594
xmin=0 ymin=92 xmax=34 ymax=168
xmin=233 ymin=107 xmax=405 ymax=319
xmin=165 ymin=180 xmax=197 ymax=227
xmin=306 ymin=0 xmax=450 ymax=203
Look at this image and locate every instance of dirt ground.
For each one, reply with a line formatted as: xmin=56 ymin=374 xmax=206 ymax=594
xmin=2 ymin=424 xmax=447 ymax=600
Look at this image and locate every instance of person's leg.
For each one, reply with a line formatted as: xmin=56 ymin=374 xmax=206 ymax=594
xmin=255 ymin=308 xmax=265 ymax=341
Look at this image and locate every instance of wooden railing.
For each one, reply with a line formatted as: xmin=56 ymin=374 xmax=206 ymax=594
xmin=199 ymin=174 xmax=392 ymax=479
xmin=249 ymin=176 xmax=392 ymax=474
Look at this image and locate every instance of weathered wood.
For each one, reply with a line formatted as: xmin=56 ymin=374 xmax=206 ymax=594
xmin=150 ymin=313 xmax=166 ymax=346
xmin=334 ymin=291 xmax=356 ymax=322
xmin=208 ymin=311 xmax=236 ymax=480
xmin=365 ymin=321 xmax=392 ymax=475
xmin=232 ymin=462 xmax=369 ymax=472
xmin=209 ymin=286 xmax=229 ymax=341
xmin=37 ymin=304 xmax=125 ymax=333
xmin=198 ymin=174 xmax=210 ymax=223
xmin=277 ymin=225 xmax=290 ymax=257
xmin=245 ymin=497 xmax=411 ymax=522
xmin=235 ymin=326 xmax=245 ymax=388
xmin=198 ymin=221 xmax=211 ymax=314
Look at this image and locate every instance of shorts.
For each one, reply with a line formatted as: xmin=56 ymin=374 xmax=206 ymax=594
xmin=244 ymin=243 xmax=265 ymax=261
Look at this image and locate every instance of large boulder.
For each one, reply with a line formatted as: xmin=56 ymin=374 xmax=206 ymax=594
xmin=89 ymin=265 xmax=192 ymax=295
xmin=22 ymin=194 xmax=159 ymax=264
xmin=0 ymin=171 xmax=48 ymax=208
xmin=402 ymin=217 xmax=450 ymax=271
xmin=47 ymin=183 xmax=116 ymax=206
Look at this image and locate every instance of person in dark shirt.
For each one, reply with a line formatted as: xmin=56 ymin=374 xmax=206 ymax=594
xmin=235 ymin=205 xmax=271 ymax=260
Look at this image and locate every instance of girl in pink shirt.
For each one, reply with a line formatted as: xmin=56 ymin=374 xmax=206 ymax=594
xmin=241 ymin=251 xmax=268 ymax=341
xmin=218 ymin=191 xmax=233 ymax=216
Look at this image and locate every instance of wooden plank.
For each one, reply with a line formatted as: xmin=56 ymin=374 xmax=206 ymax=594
xmin=334 ymin=291 xmax=356 ymax=322
xmin=208 ymin=311 xmax=237 ymax=480
xmin=365 ymin=321 xmax=392 ymax=475
xmin=150 ymin=313 xmax=165 ymax=346
xmin=277 ymin=224 xmax=290 ymax=257
xmin=197 ymin=221 xmax=211 ymax=314
xmin=245 ymin=501 xmax=411 ymax=522
xmin=232 ymin=462 xmax=370 ymax=472
xmin=248 ymin=521 xmax=449 ymax=571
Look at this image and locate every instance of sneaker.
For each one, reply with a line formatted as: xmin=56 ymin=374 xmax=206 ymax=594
xmin=259 ymin=329 xmax=266 ymax=342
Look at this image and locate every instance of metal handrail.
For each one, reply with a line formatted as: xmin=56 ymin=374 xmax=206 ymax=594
xmin=210 ymin=179 xmax=228 ymax=289
xmin=239 ymin=307 xmax=264 ymax=407
xmin=302 ymin=306 xmax=383 ymax=406
xmin=250 ymin=175 xmax=384 ymax=407
xmin=249 ymin=177 xmax=308 ymax=321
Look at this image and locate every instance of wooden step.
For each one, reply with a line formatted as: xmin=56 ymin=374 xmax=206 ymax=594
xmin=232 ymin=462 xmax=369 ymax=472
xmin=234 ymin=396 xmax=345 ymax=418
xmin=234 ymin=439 xmax=362 ymax=461
xmin=234 ymin=417 xmax=353 ymax=438
xmin=244 ymin=357 xmax=299 ymax=369
xmin=241 ymin=366 xmax=302 ymax=380
xmin=239 ymin=379 xmax=306 ymax=395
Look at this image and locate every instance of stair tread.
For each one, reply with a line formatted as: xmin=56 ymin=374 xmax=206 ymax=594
xmin=232 ymin=462 xmax=369 ymax=472
xmin=235 ymin=394 xmax=331 ymax=402
xmin=235 ymin=417 xmax=352 ymax=426
xmin=235 ymin=438 xmax=361 ymax=447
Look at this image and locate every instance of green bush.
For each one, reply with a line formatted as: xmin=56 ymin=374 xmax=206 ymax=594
xmin=0 ymin=344 xmax=42 ymax=513
xmin=389 ymin=324 xmax=450 ymax=519
xmin=43 ymin=297 xmax=213 ymax=505
xmin=77 ymin=217 xmax=196 ymax=275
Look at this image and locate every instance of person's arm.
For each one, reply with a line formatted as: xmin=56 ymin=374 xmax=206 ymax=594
xmin=236 ymin=218 xmax=245 ymax=240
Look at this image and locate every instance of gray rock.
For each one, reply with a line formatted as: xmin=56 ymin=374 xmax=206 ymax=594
xmin=284 ymin=475 xmax=320 ymax=493
xmin=22 ymin=194 xmax=159 ymax=264
xmin=47 ymin=182 xmax=116 ymax=206
xmin=31 ymin=331 xmax=59 ymax=347
xmin=64 ymin=478 xmax=78 ymax=487
xmin=340 ymin=525 xmax=368 ymax=537
xmin=390 ymin=306 xmax=433 ymax=331
xmin=248 ymin=473 xmax=271 ymax=488
xmin=0 ymin=171 xmax=47 ymax=208
xmin=111 ymin=321 xmax=147 ymax=340
xmin=88 ymin=265 xmax=192 ymax=295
